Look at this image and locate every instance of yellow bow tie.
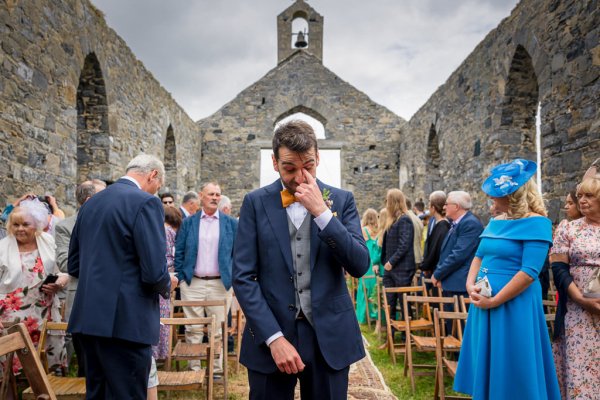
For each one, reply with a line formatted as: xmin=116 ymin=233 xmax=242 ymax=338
xmin=281 ymin=189 xmax=297 ymax=208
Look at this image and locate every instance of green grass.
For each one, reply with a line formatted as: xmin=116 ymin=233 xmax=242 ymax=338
xmin=360 ymin=324 xmax=463 ymax=400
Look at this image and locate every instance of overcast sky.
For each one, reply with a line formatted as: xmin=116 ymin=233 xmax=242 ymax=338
xmin=92 ymin=0 xmax=519 ymax=122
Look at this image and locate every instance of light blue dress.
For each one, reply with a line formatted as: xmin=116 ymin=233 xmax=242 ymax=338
xmin=453 ymin=217 xmax=560 ymax=400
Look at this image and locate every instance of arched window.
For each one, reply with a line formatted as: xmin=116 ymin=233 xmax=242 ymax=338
xmin=77 ymin=53 xmax=109 ymax=182
xmin=163 ymin=125 xmax=177 ymax=193
xmin=275 ymin=112 xmax=325 ymax=139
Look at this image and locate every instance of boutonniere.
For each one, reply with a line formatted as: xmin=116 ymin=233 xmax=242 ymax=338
xmin=322 ymin=188 xmax=337 ymax=217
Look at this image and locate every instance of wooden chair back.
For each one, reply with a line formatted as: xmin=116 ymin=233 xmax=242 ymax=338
xmin=433 ymin=309 xmax=470 ymax=400
xmin=23 ymin=320 xmax=87 ymax=400
xmin=381 ymin=285 xmax=426 ymax=364
xmin=159 ymin=316 xmax=216 ymax=400
xmin=0 ymin=323 xmax=57 ymax=400
xmin=402 ymin=294 xmax=459 ymax=392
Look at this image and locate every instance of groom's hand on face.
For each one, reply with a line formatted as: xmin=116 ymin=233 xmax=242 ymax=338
xmin=269 ymin=336 xmax=305 ymax=374
xmin=294 ymin=169 xmax=327 ymax=217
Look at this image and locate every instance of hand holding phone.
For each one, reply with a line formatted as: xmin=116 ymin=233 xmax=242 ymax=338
xmin=39 ymin=274 xmax=58 ymax=291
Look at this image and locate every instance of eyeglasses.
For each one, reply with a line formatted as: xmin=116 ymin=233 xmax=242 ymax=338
xmin=162 ymin=200 xmax=174 ymax=205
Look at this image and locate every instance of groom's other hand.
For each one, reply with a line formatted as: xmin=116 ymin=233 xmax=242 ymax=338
xmin=269 ymin=337 xmax=305 ymax=374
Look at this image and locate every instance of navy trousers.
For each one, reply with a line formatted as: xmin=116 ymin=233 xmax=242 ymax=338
xmin=75 ymin=334 xmax=151 ymax=400
xmin=248 ymin=318 xmax=350 ymax=400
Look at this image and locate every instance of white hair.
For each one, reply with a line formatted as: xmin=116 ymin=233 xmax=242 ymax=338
xmin=447 ymin=191 xmax=472 ymax=210
xmin=218 ymin=195 xmax=231 ymax=211
xmin=18 ymin=199 xmax=49 ymax=230
xmin=126 ymin=154 xmax=165 ymax=181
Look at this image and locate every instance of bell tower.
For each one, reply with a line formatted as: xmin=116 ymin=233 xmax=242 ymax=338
xmin=277 ymin=0 xmax=323 ymax=64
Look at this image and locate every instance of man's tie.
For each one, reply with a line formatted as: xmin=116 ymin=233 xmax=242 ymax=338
xmin=281 ymin=189 xmax=297 ymax=208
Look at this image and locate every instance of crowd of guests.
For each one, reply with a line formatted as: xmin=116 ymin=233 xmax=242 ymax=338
xmin=0 ymin=155 xmax=598 ymax=399
xmin=355 ymin=158 xmax=599 ymax=399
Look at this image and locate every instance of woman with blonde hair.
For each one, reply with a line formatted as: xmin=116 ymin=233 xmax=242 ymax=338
xmin=356 ymin=208 xmax=381 ymax=323
xmin=454 ymin=159 xmax=560 ymax=399
xmin=380 ymin=189 xmax=415 ymax=341
xmin=550 ymin=175 xmax=600 ymax=399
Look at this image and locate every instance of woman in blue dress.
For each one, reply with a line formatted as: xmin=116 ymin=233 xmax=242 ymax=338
xmin=453 ymin=159 xmax=560 ymax=400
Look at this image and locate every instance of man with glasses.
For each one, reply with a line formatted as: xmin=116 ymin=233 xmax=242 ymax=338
xmin=432 ymin=191 xmax=483 ymax=301
xmin=160 ymin=192 xmax=175 ymax=207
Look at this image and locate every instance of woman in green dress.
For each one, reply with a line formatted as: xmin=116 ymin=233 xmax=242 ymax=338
xmin=356 ymin=208 xmax=381 ymax=323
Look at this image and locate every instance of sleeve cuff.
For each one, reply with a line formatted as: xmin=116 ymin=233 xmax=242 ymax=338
xmin=266 ymin=331 xmax=284 ymax=346
xmin=314 ymin=209 xmax=333 ymax=230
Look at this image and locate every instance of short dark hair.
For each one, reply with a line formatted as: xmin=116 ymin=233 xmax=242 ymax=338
xmin=76 ymin=182 xmax=96 ymax=206
xmin=414 ymin=200 xmax=425 ymax=212
xmin=164 ymin=205 xmax=183 ymax=230
xmin=272 ymin=120 xmax=318 ymax=160
xmin=182 ymin=191 xmax=198 ymax=204
xmin=405 ymin=199 xmax=412 ymax=210
xmin=160 ymin=192 xmax=174 ymax=201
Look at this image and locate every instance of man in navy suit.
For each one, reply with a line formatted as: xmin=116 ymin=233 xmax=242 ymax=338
xmin=432 ymin=191 xmax=484 ymax=299
xmin=174 ymin=181 xmax=238 ymax=373
xmin=233 ymin=120 xmax=370 ymax=399
xmin=68 ymin=154 xmax=176 ymax=399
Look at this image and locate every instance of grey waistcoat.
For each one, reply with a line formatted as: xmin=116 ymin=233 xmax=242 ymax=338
xmin=287 ymin=213 xmax=313 ymax=325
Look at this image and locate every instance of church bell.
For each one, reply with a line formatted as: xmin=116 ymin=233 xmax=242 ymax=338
xmin=294 ymin=31 xmax=308 ymax=48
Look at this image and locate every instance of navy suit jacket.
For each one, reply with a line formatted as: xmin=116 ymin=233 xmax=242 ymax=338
xmin=233 ymin=180 xmax=370 ymax=373
xmin=67 ymin=179 xmax=171 ymax=345
xmin=433 ymin=211 xmax=484 ymax=292
xmin=174 ymin=211 xmax=238 ymax=290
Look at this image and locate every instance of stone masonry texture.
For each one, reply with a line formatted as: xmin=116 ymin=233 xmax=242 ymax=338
xmin=1 ymin=0 xmax=598 ymax=223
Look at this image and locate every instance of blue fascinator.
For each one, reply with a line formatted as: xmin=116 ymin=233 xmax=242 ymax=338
xmin=482 ymin=159 xmax=537 ymax=197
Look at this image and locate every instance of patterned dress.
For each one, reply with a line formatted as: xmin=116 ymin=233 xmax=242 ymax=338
xmin=0 ymin=250 xmax=66 ymax=374
xmin=152 ymin=225 xmax=176 ymax=360
xmin=550 ymin=218 xmax=600 ymax=399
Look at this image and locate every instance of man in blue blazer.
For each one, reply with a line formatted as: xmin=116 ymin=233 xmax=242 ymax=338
xmin=432 ymin=191 xmax=484 ymax=298
xmin=233 ymin=121 xmax=370 ymax=399
xmin=174 ymin=181 xmax=238 ymax=373
xmin=68 ymin=155 xmax=175 ymax=399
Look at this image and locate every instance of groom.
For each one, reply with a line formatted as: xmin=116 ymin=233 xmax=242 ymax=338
xmin=233 ymin=120 xmax=370 ymax=399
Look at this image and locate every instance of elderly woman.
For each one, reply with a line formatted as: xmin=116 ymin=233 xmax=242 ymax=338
xmin=550 ymin=176 xmax=600 ymax=399
xmin=0 ymin=202 xmax=68 ymax=374
xmin=356 ymin=208 xmax=381 ymax=324
xmin=453 ymin=159 xmax=560 ymax=399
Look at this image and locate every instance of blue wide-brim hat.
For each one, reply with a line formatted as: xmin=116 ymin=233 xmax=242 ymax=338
xmin=482 ymin=159 xmax=537 ymax=197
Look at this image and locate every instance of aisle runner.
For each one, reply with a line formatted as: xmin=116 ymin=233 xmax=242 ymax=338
xmin=295 ymin=336 xmax=397 ymax=400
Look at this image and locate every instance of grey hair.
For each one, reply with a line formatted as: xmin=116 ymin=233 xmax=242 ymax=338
xmin=218 ymin=195 xmax=231 ymax=211
xmin=17 ymin=200 xmax=48 ymax=230
xmin=182 ymin=191 xmax=199 ymax=204
xmin=448 ymin=191 xmax=472 ymax=210
xmin=76 ymin=182 xmax=96 ymax=206
xmin=126 ymin=154 xmax=165 ymax=182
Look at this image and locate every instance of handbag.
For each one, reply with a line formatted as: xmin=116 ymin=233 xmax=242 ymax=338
xmin=583 ymin=268 xmax=600 ymax=298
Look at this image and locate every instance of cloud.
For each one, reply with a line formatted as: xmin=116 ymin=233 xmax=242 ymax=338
xmin=92 ymin=0 xmax=518 ymax=121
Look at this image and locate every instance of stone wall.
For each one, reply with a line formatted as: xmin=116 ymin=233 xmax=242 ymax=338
xmin=198 ymin=51 xmax=405 ymax=213
xmin=404 ymin=0 xmax=599 ymax=223
xmin=0 ymin=0 xmax=200 ymax=214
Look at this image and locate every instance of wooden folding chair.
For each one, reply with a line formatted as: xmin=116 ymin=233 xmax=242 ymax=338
xmin=458 ymin=295 xmax=471 ymax=314
xmin=433 ymin=309 xmax=470 ymax=400
xmin=381 ymin=285 xmax=428 ymax=364
xmin=403 ymin=294 xmax=459 ymax=392
xmin=422 ymin=277 xmax=443 ymax=297
xmin=22 ymin=321 xmax=86 ymax=400
xmin=171 ymin=299 xmax=228 ymax=399
xmin=228 ymin=294 xmax=245 ymax=374
xmin=0 ymin=323 xmax=57 ymax=400
xmin=360 ymin=274 xmax=377 ymax=328
xmin=158 ymin=316 xmax=216 ymax=399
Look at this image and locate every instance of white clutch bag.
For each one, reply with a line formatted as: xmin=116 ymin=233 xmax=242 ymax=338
xmin=474 ymin=276 xmax=493 ymax=298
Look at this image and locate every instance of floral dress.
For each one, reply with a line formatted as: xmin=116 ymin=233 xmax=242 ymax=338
xmin=152 ymin=225 xmax=176 ymax=360
xmin=0 ymin=250 xmax=66 ymax=374
xmin=551 ymin=218 xmax=600 ymax=399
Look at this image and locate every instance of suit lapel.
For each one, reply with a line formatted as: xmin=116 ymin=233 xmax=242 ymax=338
xmin=191 ymin=214 xmax=200 ymax=254
xmin=263 ymin=181 xmax=294 ymax=275
xmin=310 ymin=180 xmax=325 ymax=270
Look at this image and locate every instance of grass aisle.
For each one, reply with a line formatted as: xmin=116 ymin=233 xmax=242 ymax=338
xmin=360 ymin=325 xmax=461 ymax=400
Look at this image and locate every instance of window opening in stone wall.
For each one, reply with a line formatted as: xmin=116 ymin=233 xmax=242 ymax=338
xmin=260 ymin=149 xmax=341 ymax=188
xmin=425 ymin=124 xmax=442 ymax=194
xmin=291 ymin=16 xmax=309 ymax=49
xmin=535 ymin=101 xmax=542 ymax=193
xmin=77 ymin=52 xmax=109 ymax=183
xmin=164 ymin=124 xmax=177 ymax=193
xmin=275 ymin=112 xmax=325 ymax=139
xmin=499 ymin=45 xmax=538 ymax=161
